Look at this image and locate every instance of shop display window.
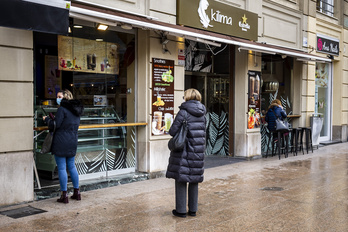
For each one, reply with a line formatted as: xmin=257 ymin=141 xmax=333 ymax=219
xmin=33 ymin=20 xmax=136 ymax=183
xmin=260 ymin=55 xmax=294 ymax=155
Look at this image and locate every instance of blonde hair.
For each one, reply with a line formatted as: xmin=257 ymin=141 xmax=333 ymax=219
xmin=268 ymin=99 xmax=282 ymax=109
xmin=59 ymin=89 xmax=74 ymax=100
xmin=184 ymin=88 xmax=202 ymax=102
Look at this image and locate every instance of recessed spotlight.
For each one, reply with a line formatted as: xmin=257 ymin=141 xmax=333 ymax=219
xmin=97 ymin=24 xmax=108 ymax=30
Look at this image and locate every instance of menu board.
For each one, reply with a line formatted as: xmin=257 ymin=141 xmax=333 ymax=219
xmin=247 ymin=70 xmax=261 ymax=129
xmin=45 ymin=55 xmax=62 ymax=98
xmin=58 ymin=35 xmax=119 ymax=74
xmin=152 ymin=58 xmax=175 ymax=135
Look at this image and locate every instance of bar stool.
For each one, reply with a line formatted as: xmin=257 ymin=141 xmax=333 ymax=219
xmin=299 ymin=127 xmax=313 ymax=154
xmin=291 ymin=128 xmax=304 ymax=155
xmin=288 ymin=128 xmax=298 ymax=156
xmin=275 ymin=131 xmax=289 ymax=160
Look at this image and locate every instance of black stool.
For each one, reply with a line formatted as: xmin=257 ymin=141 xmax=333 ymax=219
xmin=299 ymin=127 xmax=313 ymax=154
xmin=274 ymin=131 xmax=289 ymax=160
xmin=288 ymin=128 xmax=298 ymax=156
xmin=291 ymin=128 xmax=304 ymax=155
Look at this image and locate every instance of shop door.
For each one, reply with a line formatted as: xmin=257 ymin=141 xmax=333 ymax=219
xmin=185 ymin=73 xmax=231 ymax=156
xmin=315 ymin=63 xmax=332 ymax=141
xmin=206 ymin=75 xmax=230 ymax=155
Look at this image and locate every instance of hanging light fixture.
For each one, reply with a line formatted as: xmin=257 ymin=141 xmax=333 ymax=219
xmin=264 ymin=56 xmax=279 ymax=92
xmin=265 ymin=56 xmax=279 ymax=92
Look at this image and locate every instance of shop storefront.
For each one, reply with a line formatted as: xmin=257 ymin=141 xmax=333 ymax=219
xmin=314 ymin=34 xmax=339 ymax=142
xmin=1 ymin=0 xmax=343 ymax=207
xmin=33 ymin=17 xmax=138 ymax=185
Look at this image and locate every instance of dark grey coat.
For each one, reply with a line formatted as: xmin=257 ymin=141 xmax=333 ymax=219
xmin=45 ymin=99 xmax=84 ymax=157
xmin=166 ymin=100 xmax=206 ymax=183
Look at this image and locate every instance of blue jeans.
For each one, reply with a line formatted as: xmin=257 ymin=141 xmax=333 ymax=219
xmin=54 ymin=155 xmax=79 ymax=191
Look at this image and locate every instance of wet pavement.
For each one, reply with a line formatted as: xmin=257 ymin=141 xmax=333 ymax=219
xmin=0 ymin=142 xmax=348 ymax=231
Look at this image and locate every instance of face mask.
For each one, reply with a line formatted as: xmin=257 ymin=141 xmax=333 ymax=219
xmin=56 ymin=98 xmax=62 ymax=105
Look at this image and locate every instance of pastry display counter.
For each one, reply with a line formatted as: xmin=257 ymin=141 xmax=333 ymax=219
xmin=34 ymin=106 xmax=147 ymax=179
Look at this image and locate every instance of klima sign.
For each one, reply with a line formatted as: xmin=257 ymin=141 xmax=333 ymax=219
xmin=177 ymin=0 xmax=258 ymax=41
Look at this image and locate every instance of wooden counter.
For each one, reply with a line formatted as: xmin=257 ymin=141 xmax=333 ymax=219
xmin=34 ymin=122 xmax=148 ymax=131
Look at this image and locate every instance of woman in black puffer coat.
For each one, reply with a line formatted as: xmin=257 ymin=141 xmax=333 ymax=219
xmin=166 ymin=88 xmax=206 ymax=218
xmin=43 ymin=90 xmax=84 ymax=204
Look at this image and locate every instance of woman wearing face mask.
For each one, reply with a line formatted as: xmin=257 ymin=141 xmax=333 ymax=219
xmin=43 ymin=90 xmax=84 ymax=203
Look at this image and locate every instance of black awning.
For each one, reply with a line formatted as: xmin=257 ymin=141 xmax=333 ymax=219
xmin=0 ymin=0 xmax=69 ymax=35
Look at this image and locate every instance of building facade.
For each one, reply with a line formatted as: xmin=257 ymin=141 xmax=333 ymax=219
xmin=0 ymin=0 xmax=347 ymax=206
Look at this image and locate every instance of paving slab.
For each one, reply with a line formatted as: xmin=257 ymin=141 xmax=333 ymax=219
xmin=0 ymin=143 xmax=348 ymax=231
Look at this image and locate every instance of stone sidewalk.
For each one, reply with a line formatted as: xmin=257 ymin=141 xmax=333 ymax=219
xmin=0 ymin=143 xmax=348 ymax=231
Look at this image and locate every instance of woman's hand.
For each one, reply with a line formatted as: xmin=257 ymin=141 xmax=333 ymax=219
xmin=43 ymin=116 xmax=47 ymax=121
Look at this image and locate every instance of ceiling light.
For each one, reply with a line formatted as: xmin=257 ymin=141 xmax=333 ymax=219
xmin=121 ymin=24 xmax=133 ymax=30
xmin=238 ymin=47 xmax=276 ymax=55
xmin=185 ymin=36 xmax=221 ymax=47
xmin=96 ymin=39 xmax=103 ymax=42
xmin=97 ymin=24 xmax=108 ymax=30
xmin=73 ymin=25 xmax=83 ymax=28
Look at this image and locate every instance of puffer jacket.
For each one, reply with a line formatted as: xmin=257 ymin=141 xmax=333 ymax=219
xmin=45 ymin=99 xmax=84 ymax=157
xmin=265 ymin=103 xmax=287 ymax=132
xmin=166 ymin=100 xmax=206 ymax=183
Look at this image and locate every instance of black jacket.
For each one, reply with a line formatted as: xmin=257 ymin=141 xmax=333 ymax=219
xmin=45 ymin=99 xmax=84 ymax=157
xmin=166 ymin=100 xmax=206 ymax=183
xmin=265 ymin=104 xmax=287 ymax=132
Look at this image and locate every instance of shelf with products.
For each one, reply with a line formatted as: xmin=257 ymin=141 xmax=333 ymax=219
xmin=34 ymin=105 xmax=127 ymax=175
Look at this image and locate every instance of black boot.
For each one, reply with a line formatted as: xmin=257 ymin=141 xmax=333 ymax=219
xmin=71 ymin=188 xmax=81 ymax=200
xmin=172 ymin=210 xmax=186 ymax=218
xmin=188 ymin=211 xmax=196 ymax=216
xmin=57 ymin=191 xmax=69 ymax=203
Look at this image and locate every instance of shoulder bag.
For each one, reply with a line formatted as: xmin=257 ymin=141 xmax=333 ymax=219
xmin=168 ymin=110 xmax=188 ymax=152
xmin=40 ymin=120 xmax=56 ymax=154
xmin=271 ymin=109 xmax=289 ymax=132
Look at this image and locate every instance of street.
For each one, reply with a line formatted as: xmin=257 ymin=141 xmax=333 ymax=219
xmin=1 ymin=143 xmax=348 ymax=232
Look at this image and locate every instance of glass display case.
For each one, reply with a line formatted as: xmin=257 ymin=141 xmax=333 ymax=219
xmin=34 ymin=106 xmax=129 ymax=179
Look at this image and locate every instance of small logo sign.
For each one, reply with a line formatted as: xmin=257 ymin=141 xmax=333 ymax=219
xmin=198 ymin=0 xmax=213 ymax=28
xmin=239 ymin=14 xmax=250 ymax=31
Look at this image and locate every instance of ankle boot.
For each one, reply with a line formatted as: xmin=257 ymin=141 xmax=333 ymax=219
xmin=71 ymin=188 xmax=81 ymax=200
xmin=57 ymin=191 xmax=69 ymax=203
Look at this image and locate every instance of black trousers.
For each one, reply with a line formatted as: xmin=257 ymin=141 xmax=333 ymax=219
xmin=175 ymin=180 xmax=199 ymax=213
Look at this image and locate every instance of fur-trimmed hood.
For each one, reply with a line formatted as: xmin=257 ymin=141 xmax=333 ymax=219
xmin=60 ymin=99 xmax=84 ymax=116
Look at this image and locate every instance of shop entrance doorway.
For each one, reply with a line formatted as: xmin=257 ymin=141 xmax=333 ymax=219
xmin=315 ymin=63 xmax=332 ymax=142
xmin=185 ymin=72 xmax=232 ymax=156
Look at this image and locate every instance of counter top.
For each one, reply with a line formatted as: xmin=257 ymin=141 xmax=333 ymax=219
xmin=34 ymin=122 xmax=148 ymax=131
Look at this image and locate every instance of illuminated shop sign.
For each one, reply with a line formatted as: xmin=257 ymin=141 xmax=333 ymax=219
xmin=177 ymin=0 xmax=258 ymax=41
xmin=316 ymin=34 xmax=339 ymax=56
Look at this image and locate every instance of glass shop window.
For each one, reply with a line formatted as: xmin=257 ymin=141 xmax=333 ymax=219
xmin=261 ymin=55 xmax=293 ymax=116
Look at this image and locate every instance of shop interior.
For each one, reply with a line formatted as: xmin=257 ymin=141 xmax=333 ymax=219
xmin=33 ymin=18 xmax=136 ymax=187
xmin=184 ymin=41 xmax=232 ymax=156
